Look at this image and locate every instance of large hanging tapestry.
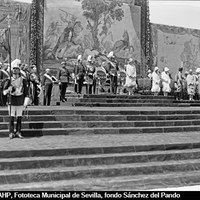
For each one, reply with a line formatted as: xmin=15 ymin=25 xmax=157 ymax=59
xmin=0 ymin=0 xmax=30 ymax=63
xmin=151 ymin=23 xmax=200 ymax=78
xmin=43 ymin=0 xmax=143 ymax=70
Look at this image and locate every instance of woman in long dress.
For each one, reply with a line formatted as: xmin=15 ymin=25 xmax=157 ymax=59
xmin=161 ymin=67 xmax=171 ymax=96
xmin=151 ymin=67 xmax=161 ymax=96
xmin=124 ymin=58 xmax=137 ymax=95
xmin=196 ymin=68 xmax=200 ymax=100
xmin=186 ymin=69 xmax=196 ymax=101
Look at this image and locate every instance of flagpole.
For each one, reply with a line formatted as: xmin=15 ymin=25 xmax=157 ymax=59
xmin=7 ymin=15 xmax=12 ymax=121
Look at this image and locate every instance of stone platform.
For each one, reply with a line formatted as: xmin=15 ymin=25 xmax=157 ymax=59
xmin=0 ymin=95 xmax=200 ymax=190
xmin=0 ymin=131 xmax=200 ymax=190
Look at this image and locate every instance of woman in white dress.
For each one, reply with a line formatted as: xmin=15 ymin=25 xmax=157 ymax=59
xmin=124 ymin=58 xmax=137 ymax=95
xmin=186 ymin=69 xmax=196 ymax=101
xmin=151 ymin=67 xmax=161 ymax=96
xmin=161 ymin=67 xmax=171 ymax=96
xmin=196 ymin=68 xmax=200 ymax=100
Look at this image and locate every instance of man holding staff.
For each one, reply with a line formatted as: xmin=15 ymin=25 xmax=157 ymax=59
xmin=3 ymin=60 xmax=29 ymax=139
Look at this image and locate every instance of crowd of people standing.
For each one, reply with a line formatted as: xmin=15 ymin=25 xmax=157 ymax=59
xmin=2 ymin=54 xmax=200 ymax=109
xmin=149 ymin=65 xmax=200 ymax=101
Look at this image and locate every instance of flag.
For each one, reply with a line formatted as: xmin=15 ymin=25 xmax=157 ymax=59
xmin=0 ymin=28 xmax=10 ymax=53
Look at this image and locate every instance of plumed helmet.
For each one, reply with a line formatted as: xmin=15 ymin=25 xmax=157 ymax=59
xmin=87 ymin=55 xmax=92 ymax=62
xmin=154 ymin=66 xmax=159 ymax=71
xmin=11 ymin=59 xmax=21 ymax=70
xmin=77 ymin=55 xmax=82 ymax=61
xmin=196 ymin=68 xmax=200 ymax=74
xmin=164 ymin=67 xmax=169 ymax=72
xmin=107 ymin=51 xmax=114 ymax=58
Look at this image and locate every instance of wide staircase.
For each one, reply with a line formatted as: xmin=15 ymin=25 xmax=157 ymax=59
xmin=71 ymin=94 xmax=200 ymax=107
xmin=0 ymin=94 xmax=200 ymax=190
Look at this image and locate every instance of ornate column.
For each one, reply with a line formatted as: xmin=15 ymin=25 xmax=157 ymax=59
xmin=30 ymin=0 xmax=44 ymax=74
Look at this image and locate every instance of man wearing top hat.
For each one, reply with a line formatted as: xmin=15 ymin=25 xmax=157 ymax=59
xmin=3 ymin=61 xmax=29 ymax=139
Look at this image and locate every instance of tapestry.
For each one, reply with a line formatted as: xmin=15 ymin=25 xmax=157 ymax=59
xmin=0 ymin=0 xmax=30 ymax=64
xmin=43 ymin=0 xmax=142 ymax=69
xmin=151 ymin=23 xmax=200 ymax=78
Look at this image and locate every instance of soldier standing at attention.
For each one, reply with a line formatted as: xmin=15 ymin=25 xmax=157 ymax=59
xmin=74 ymin=55 xmax=86 ymax=94
xmin=42 ymin=68 xmax=54 ymax=106
xmin=3 ymin=63 xmax=29 ymax=139
xmin=57 ymin=61 xmax=71 ymax=102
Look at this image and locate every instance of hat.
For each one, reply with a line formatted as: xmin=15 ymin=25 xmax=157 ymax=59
xmin=196 ymin=68 xmax=200 ymax=73
xmin=61 ymin=61 xmax=66 ymax=65
xmin=189 ymin=69 xmax=193 ymax=72
xmin=11 ymin=59 xmax=21 ymax=70
xmin=154 ymin=67 xmax=159 ymax=71
xmin=185 ymin=71 xmax=189 ymax=74
xmin=164 ymin=67 xmax=169 ymax=72
xmin=87 ymin=55 xmax=92 ymax=62
xmin=77 ymin=55 xmax=82 ymax=61
xmin=45 ymin=68 xmax=50 ymax=73
xmin=147 ymin=69 xmax=151 ymax=73
xmin=128 ymin=58 xmax=133 ymax=63
xmin=107 ymin=51 xmax=114 ymax=58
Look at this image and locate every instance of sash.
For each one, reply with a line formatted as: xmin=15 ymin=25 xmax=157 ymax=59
xmin=20 ymin=70 xmax=27 ymax=79
xmin=0 ymin=69 xmax=9 ymax=78
xmin=44 ymin=73 xmax=54 ymax=83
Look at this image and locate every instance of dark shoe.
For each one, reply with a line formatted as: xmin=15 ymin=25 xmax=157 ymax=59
xmin=16 ymin=132 xmax=24 ymax=139
xmin=9 ymin=133 xmax=15 ymax=139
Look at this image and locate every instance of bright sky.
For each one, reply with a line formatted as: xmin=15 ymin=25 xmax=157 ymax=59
xmin=14 ymin=0 xmax=200 ymax=30
xmin=149 ymin=0 xmax=200 ymax=30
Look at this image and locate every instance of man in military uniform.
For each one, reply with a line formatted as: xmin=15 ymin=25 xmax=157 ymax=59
xmin=3 ymin=63 xmax=29 ymax=139
xmin=57 ymin=61 xmax=71 ymax=102
xmin=42 ymin=68 xmax=54 ymax=106
xmin=0 ymin=63 xmax=9 ymax=106
xmin=74 ymin=55 xmax=86 ymax=94
xmin=106 ymin=51 xmax=119 ymax=94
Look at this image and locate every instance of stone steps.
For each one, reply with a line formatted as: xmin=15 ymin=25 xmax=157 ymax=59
xmin=0 ymin=170 xmax=200 ymax=191
xmin=2 ymin=114 xmax=200 ymax=122
xmin=0 ymin=131 xmax=200 ymax=190
xmin=1 ymin=148 xmax=200 ymax=171
xmin=71 ymin=94 xmax=200 ymax=107
xmin=1 ymin=125 xmax=200 ymax=137
xmin=2 ymin=119 xmax=200 ymax=130
xmin=83 ymin=94 xmax=174 ymax=100
xmin=0 ymin=92 xmax=200 ymax=190
xmin=79 ymin=98 xmax=173 ymax=103
xmin=73 ymin=103 xmax=189 ymax=107
xmin=1 ymin=108 xmax=200 ymax=115
xmin=1 ymin=158 xmax=200 ymax=186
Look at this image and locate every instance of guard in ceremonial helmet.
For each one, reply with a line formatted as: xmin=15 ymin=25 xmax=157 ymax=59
xmin=85 ymin=55 xmax=96 ymax=94
xmin=3 ymin=61 xmax=29 ymax=139
xmin=106 ymin=51 xmax=119 ymax=94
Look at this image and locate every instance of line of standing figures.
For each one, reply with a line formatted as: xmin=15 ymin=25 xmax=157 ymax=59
xmin=0 ymin=52 xmax=137 ymax=106
xmin=149 ymin=66 xmax=200 ymax=101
